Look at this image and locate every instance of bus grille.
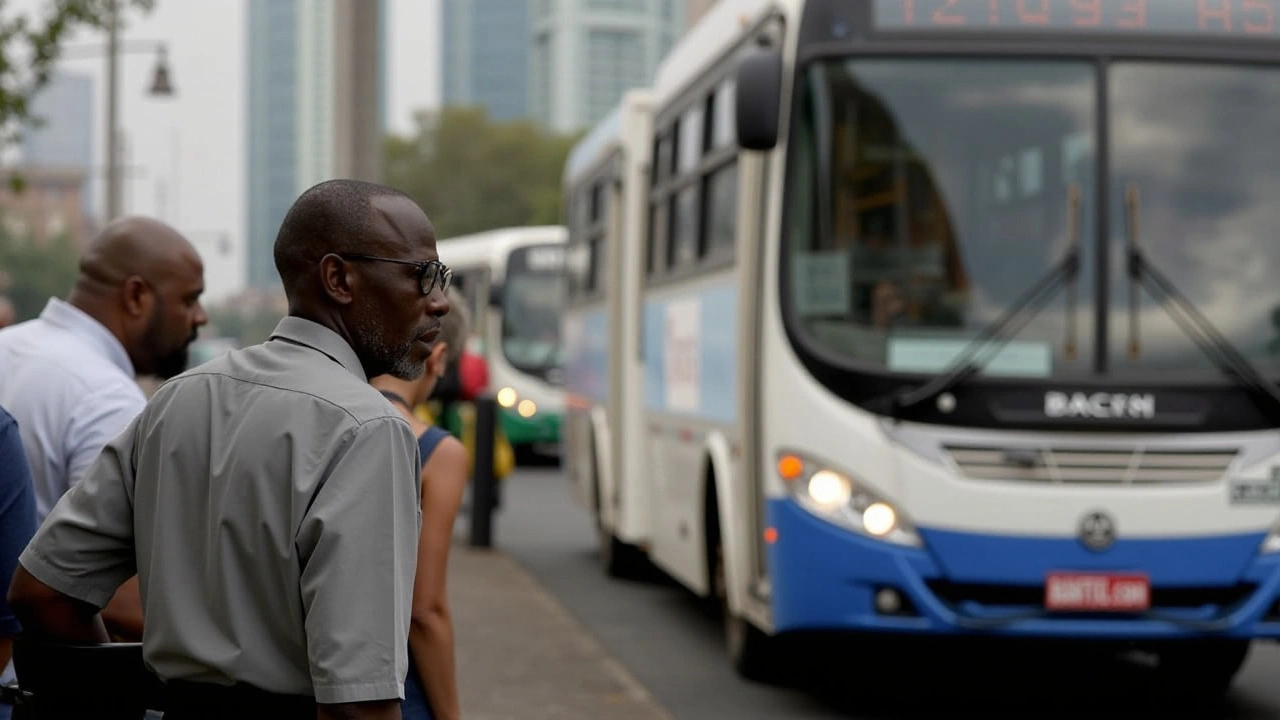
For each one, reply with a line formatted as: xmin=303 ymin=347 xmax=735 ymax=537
xmin=943 ymin=446 xmax=1239 ymax=485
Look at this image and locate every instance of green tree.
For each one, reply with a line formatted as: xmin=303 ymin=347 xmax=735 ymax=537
xmin=0 ymin=0 xmax=155 ymax=154
xmin=0 ymin=226 xmax=80 ymax=322
xmin=382 ymin=106 xmax=583 ymax=238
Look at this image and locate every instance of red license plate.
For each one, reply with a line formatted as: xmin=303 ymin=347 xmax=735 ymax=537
xmin=1044 ymin=572 xmax=1151 ymax=612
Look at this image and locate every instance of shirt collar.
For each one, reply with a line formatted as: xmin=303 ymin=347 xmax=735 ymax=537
xmin=39 ymin=298 xmax=136 ymax=377
xmin=268 ymin=316 xmax=368 ymax=381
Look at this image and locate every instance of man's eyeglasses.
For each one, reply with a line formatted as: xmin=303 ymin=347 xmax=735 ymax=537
xmin=338 ymin=253 xmax=453 ymax=296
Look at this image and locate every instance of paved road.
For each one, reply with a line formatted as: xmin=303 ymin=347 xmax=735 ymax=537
xmin=493 ymin=467 xmax=1280 ymax=720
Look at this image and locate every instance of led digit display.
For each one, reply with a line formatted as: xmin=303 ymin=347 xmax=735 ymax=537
xmin=872 ymin=0 xmax=1278 ymax=36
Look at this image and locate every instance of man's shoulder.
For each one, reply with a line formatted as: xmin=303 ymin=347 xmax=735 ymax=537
xmin=0 ymin=315 xmax=71 ymax=354
xmin=0 ymin=320 xmax=138 ymax=393
xmin=160 ymin=346 xmax=401 ymax=427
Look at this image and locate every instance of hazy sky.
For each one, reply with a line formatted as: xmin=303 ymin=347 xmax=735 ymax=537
xmin=10 ymin=0 xmax=442 ymax=303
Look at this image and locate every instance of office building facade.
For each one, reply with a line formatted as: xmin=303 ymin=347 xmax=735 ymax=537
xmin=531 ymin=0 xmax=685 ymax=134
xmin=245 ymin=0 xmax=388 ymax=291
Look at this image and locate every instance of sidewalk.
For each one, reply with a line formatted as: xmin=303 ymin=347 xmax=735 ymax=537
xmin=448 ymin=540 xmax=673 ymax=720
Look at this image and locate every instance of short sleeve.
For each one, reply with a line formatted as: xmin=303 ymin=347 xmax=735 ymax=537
xmin=18 ymin=411 xmax=141 ymax=610
xmin=295 ymin=416 xmax=422 ymax=704
xmin=0 ymin=412 xmax=37 ymax=635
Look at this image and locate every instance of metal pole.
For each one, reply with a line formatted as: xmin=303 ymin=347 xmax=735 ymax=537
xmin=469 ymin=395 xmax=498 ymax=548
xmin=105 ymin=0 xmax=121 ymax=221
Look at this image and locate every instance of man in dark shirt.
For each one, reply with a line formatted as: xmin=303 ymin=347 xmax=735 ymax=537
xmin=0 ymin=405 xmax=37 ymax=720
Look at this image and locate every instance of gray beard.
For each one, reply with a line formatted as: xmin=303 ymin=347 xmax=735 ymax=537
xmin=352 ymin=316 xmax=427 ymax=381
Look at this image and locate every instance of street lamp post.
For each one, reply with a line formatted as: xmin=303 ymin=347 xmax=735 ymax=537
xmin=99 ymin=0 xmax=175 ymax=221
xmin=105 ymin=0 xmax=120 ymax=222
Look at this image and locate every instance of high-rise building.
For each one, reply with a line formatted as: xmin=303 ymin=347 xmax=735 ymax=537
xmin=442 ymin=0 xmax=532 ymax=122
xmin=245 ymin=0 xmax=300 ymax=291
xmin=531 ymin=0 xmax=685 ymax=134
xmin=244 ymin=0 xmax=388 ymax=291
xmin=21 ymin=72 xmax=95 ymax=218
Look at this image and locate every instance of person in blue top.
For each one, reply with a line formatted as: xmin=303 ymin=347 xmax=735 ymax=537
xmin=370 ymin=285 xmax=470 ymax=720
xmin=0 ymin=405 xmax=38 ymax=720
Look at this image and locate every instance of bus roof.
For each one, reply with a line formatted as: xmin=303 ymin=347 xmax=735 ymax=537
xmin=563 ymin=89 xmax=654 ymax=186
xmin=652 ymin=0 xmax=774 ymax=105
xmin=437 ymin=225 xmax=567 ymax=276
xmin=564 ymin=103 xmax=622 ymax=184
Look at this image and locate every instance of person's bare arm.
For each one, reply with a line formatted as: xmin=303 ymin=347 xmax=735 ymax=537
xmin=102 ymin=575 xmax=143 ymax=642
xmin=7 ymin=564 xmax=111 ymax=644
xmin=316 ymin=700 xmax=402 ymax=720
xmin=408 ymin=437 xmax=469 ymax=720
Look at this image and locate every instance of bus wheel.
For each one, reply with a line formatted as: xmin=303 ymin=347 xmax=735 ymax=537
xmin=594 ymin=470 xmax=647 ymax=579
xmin=710 ymin=513 xmax=780 ymax=683
xmin=598 ymin=520 xmax=647 ymax=580
xmin=1157 ymin=639 xmax=1250 ymax=699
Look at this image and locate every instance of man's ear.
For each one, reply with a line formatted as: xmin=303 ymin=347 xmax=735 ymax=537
xmin=121 ymin=275 xmax=152 ymax=319
xmin=319 ymin=254 xmax=355 ymax=305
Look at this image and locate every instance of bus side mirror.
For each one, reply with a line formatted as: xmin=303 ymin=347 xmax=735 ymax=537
xmin=488 ymin=283 xmax=503 ymax=308
xmin=735 ymin=48 xmax=783 ymax=151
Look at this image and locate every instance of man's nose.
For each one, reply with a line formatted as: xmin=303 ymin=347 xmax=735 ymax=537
xmin=193 ymin=302 xmax=209 ymax=327
xmin=427 ymin=288 xmax=450 ymax=316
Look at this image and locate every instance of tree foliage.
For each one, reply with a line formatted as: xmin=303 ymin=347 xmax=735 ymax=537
xmin=382 ymin=106 xmax=583 ymax=238
xmin=0 ymin=0 xmax=155 ymax=154
xmin=0 ymin=227 xmax=79 ymax=322
xmin=0 ymin=1 xmax=156 ymax=318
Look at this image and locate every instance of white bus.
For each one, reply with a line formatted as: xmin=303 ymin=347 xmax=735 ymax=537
xmin=437 ymin=226 xmax=568 ymax=460
xmin=562 ymin=0 xmax=1280 ymax=695
xmin=562 ymin=90 xmax=655 ymax=574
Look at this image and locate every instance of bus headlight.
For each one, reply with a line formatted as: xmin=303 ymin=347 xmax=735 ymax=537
xmin=496 ymin=387 xmax=518 ymax=408
xmin=517 ymin=399 xmax=537 ymax=418
xmin=778 ymin=451 xmax=922 ymax=548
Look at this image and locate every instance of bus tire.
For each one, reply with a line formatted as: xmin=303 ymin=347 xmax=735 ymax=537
xmin=599 ymin=524 xmax=647 ymax=580
xmin=593 ymin=444 xmax=647 ymax=580
xmin=706 ymin=477 xmax=782 ymax=684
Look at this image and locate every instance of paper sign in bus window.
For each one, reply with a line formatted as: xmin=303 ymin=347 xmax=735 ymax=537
xmin=664 ymin=297 xmax=701 ymax=413
xmin=792 ymin=250 xmax=852 ymax=317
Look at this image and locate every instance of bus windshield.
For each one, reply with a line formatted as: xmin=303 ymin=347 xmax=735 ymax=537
xmin=501 ymin=244 xmax=566 ymax=372
xmin=784 ymin=57 xmax=1280 ymax=380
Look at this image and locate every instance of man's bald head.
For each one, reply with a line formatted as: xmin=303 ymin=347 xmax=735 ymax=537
xmin=77 ymin=216 xmax=201 ymax=291
xmin=273 ymin=179 xmax=426 ymax=297
xmin=69 ymin=215 xmax=208 ymax=379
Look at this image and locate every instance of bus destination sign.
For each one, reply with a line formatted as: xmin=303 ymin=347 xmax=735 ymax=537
xmin=873 ymin=0 xmax=1279 ymax=37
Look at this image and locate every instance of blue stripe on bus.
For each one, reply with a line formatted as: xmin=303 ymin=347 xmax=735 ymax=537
xmin=766 ymin=498 xmax=1280 ymax=639
xmin=642 ymin=283 xmax=737 ymax=423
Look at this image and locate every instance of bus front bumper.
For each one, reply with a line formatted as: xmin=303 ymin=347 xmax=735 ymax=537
xmin=499 ymin=407 xmax=561 ymax=447
xmin=765 ymin=498 xmax=1280 ymax=639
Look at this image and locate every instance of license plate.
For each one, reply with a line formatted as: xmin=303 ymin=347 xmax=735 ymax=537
xmin=1044 ymin=572 xmax=1151 ymax=612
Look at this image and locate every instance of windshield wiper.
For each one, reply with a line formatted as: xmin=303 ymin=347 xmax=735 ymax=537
xmin=1123 ymin=184 xmax=1280 ymax=419
xmin=877 ymin=185 xmax=1084 ymax=417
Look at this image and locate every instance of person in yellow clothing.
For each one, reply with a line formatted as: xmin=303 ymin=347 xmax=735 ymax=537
xmin=414 ymin=401 xmax=515 ymax=481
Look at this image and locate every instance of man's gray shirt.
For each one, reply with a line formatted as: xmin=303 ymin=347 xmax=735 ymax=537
xmin=19 ymin=317 xmax=423 ymax=704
